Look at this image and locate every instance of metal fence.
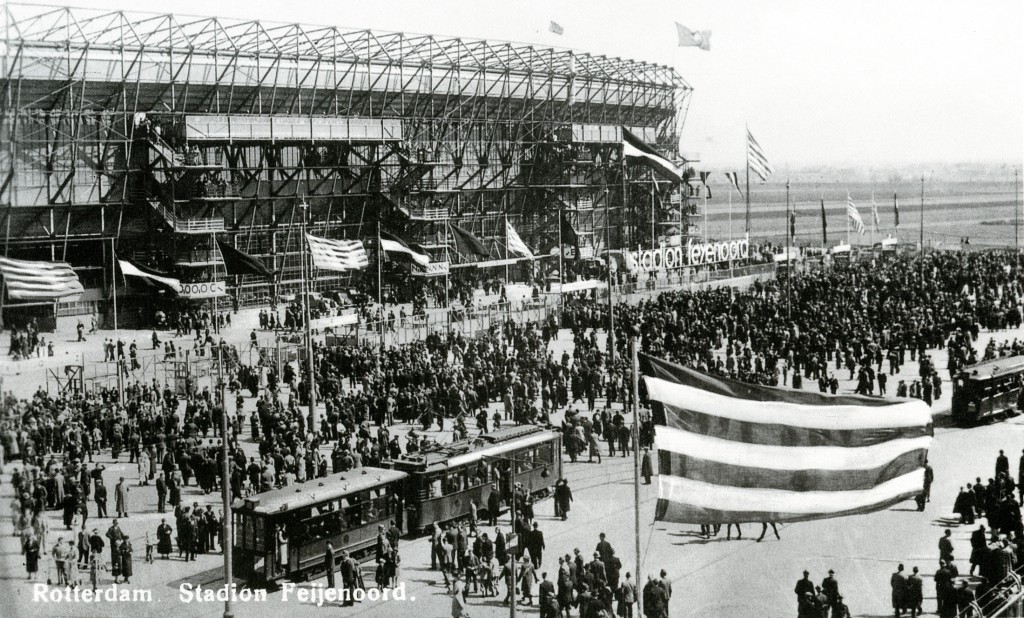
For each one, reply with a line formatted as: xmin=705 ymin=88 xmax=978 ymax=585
xmin=341 ymin=298 xmax=561 ymax=348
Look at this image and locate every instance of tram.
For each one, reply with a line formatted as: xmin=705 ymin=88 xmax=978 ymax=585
xmin=390 ymin=425 xmax=563 ymax=532
xmin=231 ymin=466 xmax=407 ymax=587
xmin=951 ymin=357 xmax=1024 ymax=424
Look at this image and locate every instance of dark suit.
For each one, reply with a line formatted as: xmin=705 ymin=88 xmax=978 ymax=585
xmin=324 ymin=546 xmax=336 ymax=588
xmin=528 ymin=529 xmax=545 ymax=568
xmin=539 ymin=579 xmax=558 ymax=618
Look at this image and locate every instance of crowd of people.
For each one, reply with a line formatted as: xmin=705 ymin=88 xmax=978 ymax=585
xmin=3 ymin=249 xmax=1024 ymax=616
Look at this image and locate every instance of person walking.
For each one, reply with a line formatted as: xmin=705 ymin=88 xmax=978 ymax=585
xmin=619 ymin=572 xmax=638 ymax=618
xmin=324 ymin=541 xmax=336 ymax=588
xmin=822 ymin=569 xmax=840 ymax=618
xmin=24 ymin=533 xmax=40 ymax=580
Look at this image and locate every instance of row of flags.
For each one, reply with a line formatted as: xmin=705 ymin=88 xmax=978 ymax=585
xmin=548 ymin=20 xmax=711 ymax=52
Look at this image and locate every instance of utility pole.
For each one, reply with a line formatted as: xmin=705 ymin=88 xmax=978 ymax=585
xmin=786 ymin=179 xmax=792 ymax=320
xmin=218 ymin=344 xmax=233 ymax=618
xmin=630 ymin=337 xmax=643 ymax=616
xmin=1015 ymin=168 xmax=1019 ymax=251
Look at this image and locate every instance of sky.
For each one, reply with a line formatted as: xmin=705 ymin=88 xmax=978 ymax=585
xmin=34 ymin=0 xmax=1024 ymax=168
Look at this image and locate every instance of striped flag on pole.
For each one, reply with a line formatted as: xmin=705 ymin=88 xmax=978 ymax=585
xmin=847 ymin=193 xmax=866 ymax=235
xmin=549 ymin=21 xmax=564 ymax=35
xmin=641 ymin=354 xmax=933 ymax=524
xmin=506 ymin=220 xmax=534 ymax=260
xmin=380 ymin=230 xmax=430 ymax=267
xmin=724 ymin=172 xmax=743 ymax=198
xmin=0 ymin=257 xmax=83 ymax=301
xmin=305 ymin=234 xmax=369 ymax=271
xmin=675 ymin=23 xmax=711 ymax=51
xmin=747 ymin=129 xmax=773 ymax=182
xmin=622 ymin=128 xmax=683 ymax=184
xmin=117 ymin=258 xmax=181 ymax=293
xmin=871 ymin=192 xmax=880 ymax=227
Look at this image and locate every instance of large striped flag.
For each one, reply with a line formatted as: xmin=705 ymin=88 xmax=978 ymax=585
xmin=641 ymin=354 xmax=933 ymax=524
xmin=746 ymin=128 xmax=773 ymax=182
xmin=622 ymin=128 xmax=683 ymax=184
xmin=305 ymin=234 xmax=369 ymax=271
xmin=506 ymin=220 xmax=534 ymax=260
xmin=0 ymin=257 xmax=84 ymax=301
xmin=847 ymin=193 xmax=866 ymax=235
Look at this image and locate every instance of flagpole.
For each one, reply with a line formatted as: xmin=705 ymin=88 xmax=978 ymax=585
xmin=702 ymin=174 xmax=708 ymax=245
xmin=299 ymin=203 xmax=317 ymax=433
xmin=112 ymin=237 xmax=123 ymax=406
xmin=558 ymin=200 xmax=564 ymax=305
xmin=919 ymin=176 xmax=925 ymax=280
xmin=377 ymin=220 xmax=383 ymax=342
xmin=630 ymin=336 xmax=643 ymax=616
xmin=745 ymin=127 xmax=751 ymax=234
xmin=786 ymin=179 xmax=791 ymax=320
xmin=650 ymin=169 xmax=656 ymax=257
xmin=1007 ymin=167 xmax=1015 ymax=252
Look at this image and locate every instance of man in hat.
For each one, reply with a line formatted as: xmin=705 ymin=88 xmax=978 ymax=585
xmin=114 ymin=477 xmax=129 ymax=518
xmin=795 ymin=570 xmax=815 ymax=612
xmin=94 ymin=479 xmax=108 ymax=519
xmin=822 ymin=569 xmax=841 ymax=617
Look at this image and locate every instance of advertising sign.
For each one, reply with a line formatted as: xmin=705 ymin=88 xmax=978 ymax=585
xmin=178 ymin=281 xmax=226 ymax=298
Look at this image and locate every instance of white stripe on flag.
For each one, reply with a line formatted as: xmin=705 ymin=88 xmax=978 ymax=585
xmin=644 ymin=376 xmax=932 ymax=430
xmin=747 ymin=129 xmax=773 ymax=182
xmin=306 ymin=234 xmax=368 ymax=271
xmin=656 ymin=425 xmax=931 ymax=472
xmin=658 ymin=469 xmax=924 ymax=516
xmin=506 ymin=221 xmax=534 ymax=260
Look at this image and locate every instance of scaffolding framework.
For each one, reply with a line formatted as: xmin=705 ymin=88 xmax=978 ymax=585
xmin=1 ymin=4 xmax=696 ymax=316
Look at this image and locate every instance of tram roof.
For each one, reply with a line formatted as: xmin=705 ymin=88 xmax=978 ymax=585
xmin=236 ymin=466 xmax=407 ymax=516
xmin=392 ymin=426 xmax=558 ymax=472
xmin=961 ymin=357 xmax=1024 ymax=382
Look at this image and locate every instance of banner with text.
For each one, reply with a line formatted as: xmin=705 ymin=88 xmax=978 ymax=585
xmin=627 ymin=234 xmax=750 ymax=271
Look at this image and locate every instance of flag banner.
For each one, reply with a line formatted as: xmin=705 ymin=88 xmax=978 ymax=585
xmin=0 ymin=257 xmax=83 ymax=302
xmin=725 ymin=171 xmax=744 ymax=198
xmin=894 ymin=194 xmax=900 ymax=229
xmin=305 ymin=234 xmax=369 ymax=271
xmin=622 ymin=128 xmax=684 ymax=183
xmin=675 ymin=22 xmax=711 ymax=51
xmin=449 ymin=224 xmax=490 ymax=258
xmin=380 ymin=230 xmax=430 ymax=267
xmin=506 ymin=220 xmax=535 ymax=260
xmin=871 ymin=193 xmax=880 ymax=227
xmin=747 ymin=129 xmax=774 ymax=182
xmin=641 ymin=354 xmax=933 ymax=524
xmin=790 ymin=210 xmax=796 ymax=239
xmin=699 ymin=171 xmax=711 ymax=185
xmin=216 ymin=240 xmax=274 ymax=278
xmin=549 ymin=21 xmax=564 ymax=35
xmin=117 ymin=258 xmax=181 ymax=293
xmin=847 ymin=193 xmax=866 ymax=235
xmin=820 ymin=199 xmax=828 ymax=245
xmin=560 ymin=216 xmax=580 ymax=256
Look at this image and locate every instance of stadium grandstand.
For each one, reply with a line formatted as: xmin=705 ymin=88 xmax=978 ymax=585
xmin=0 ymin=4 xmax=696 ymax=329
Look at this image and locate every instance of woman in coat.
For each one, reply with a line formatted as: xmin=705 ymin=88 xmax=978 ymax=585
xmin=157 ymin=520 xmax=174 ymax=558
xmin=24 ymin=533 xmax=40 ymax=580
xmin=110 ymin=538 xmax=123 ymax=583
xmin=119 ymin=539 xmax=133 ymax=584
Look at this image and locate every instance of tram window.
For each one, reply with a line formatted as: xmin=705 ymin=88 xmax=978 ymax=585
xmin=427 ymin=475 xmax=443 ymax=498
xmin=253 ymin=516 xmax=265 ymax=552
xmin=536 ymin=443 xmax=553 ymax=464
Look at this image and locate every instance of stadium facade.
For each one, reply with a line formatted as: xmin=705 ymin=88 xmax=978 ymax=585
xmin=0 ymin=4 xmax=696 ymax=326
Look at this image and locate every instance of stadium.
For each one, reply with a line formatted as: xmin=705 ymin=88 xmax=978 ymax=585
xmin=0 ymin=3 xmax=696 ymax=329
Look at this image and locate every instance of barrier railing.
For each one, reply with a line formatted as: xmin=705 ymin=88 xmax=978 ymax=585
xmin=336 ymin=298 xmax=560 ymax=348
